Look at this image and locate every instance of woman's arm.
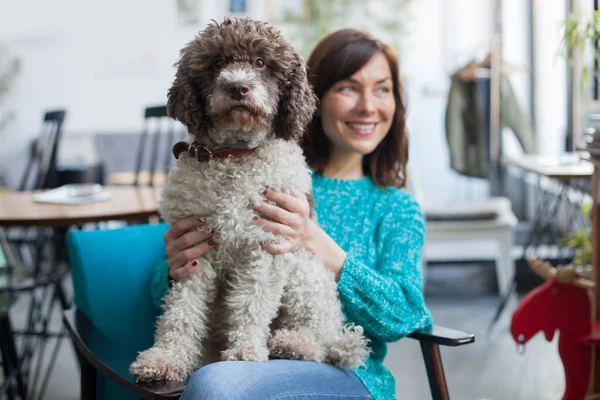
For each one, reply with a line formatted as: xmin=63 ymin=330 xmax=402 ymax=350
xmin=257 ymin=189 xmax=432 ymax=342
xmin=336 ymin=198 xmax=432 ymax=342
xmin=151 ymin=256 xmax=170 ymax=312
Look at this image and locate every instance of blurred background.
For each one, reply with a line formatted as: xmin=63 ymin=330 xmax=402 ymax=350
xmin=0 ymin=0 xmax=541 ymax=202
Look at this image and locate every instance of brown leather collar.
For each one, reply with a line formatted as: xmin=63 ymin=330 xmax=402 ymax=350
xmin=172 ymin=141 xmax=255 ymax=162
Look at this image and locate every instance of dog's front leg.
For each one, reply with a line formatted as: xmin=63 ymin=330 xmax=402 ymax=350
xmin=221 ymin=252 xmax=287 ymax=362
xmin=130 ymin=257 xmax=218 ymax=382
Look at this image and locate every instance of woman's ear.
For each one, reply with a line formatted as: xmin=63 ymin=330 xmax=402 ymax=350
xmin=273 ymin=55 xmax=317 ymax=141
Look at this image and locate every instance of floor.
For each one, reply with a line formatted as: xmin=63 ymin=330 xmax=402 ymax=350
xmin=5 ymin=262 xmax=565 ymax=400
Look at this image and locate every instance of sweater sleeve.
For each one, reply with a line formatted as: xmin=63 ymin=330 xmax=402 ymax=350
xmin=337 ymin=192 xmax=433 ymax=342
xmin=150 ymin=256 xmax=170 ymax=313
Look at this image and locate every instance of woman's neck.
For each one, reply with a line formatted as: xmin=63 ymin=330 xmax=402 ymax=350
xmin=323 ymin=150 xmax=364 ymax=180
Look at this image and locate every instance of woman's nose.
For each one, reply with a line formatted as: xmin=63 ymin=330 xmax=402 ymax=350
xmin=355 ymin=91 xmax=376 ymax=115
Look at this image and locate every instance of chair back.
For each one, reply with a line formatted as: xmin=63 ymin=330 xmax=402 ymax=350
xmin=19 ymin=110 xmax=66 ymax=190
xmin=133 ymin=105 xmax=183 ymax=187
xmin=67 ymin=223 xmax=169 ymax=400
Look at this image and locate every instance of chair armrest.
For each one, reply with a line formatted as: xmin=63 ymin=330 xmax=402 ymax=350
xmin=408 ymin=325 xmax=475 ymax=346
xmin=63 ymin=308 xmax=184 ymax=400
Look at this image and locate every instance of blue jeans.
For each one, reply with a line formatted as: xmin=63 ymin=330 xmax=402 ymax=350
xmin=179 ymin=360 xmax=373 ymax=400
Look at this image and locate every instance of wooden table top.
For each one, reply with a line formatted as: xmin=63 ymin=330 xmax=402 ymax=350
xmin=0 ymin=186 xmax=160 ymax=227
xmin=502 ymin=153 xmax=593 ymax=180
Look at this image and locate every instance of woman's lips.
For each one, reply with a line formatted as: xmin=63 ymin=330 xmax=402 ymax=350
xmin=345 ymin=122 xmax=377 ymax=135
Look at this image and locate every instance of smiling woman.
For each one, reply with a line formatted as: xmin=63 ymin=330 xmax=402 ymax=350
xmin=303 ymin=29 xmax=407 ymax=186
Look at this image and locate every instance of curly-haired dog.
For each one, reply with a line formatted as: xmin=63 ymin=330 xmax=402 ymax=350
xmin=129 ymin=17 xmax=369 ymax=383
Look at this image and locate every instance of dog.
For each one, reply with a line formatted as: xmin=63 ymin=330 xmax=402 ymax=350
xmin=129 ymin=17 xmax=369 ymax=383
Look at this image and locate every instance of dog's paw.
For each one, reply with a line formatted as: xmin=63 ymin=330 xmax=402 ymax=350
xmin=221 ymin=346 xmax=269 ymax=362
xmin=129 ymin=348 xmax=190 ymax=383
xmin=268 ymin=329 xmax=325 ymax=362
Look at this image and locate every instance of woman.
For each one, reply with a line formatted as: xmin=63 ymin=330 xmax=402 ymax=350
xmin=152 ymin=29 xmax=433 ymax=400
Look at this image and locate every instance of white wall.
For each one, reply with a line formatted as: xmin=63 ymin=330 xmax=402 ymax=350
xmin=0 ymin=0 xmax=568 ymax=200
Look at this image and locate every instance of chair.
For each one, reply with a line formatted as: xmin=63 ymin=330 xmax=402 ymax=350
xmin=405 ymin=165 xmax=517 ymax=294
xmin=0 ymin=293 xmax=27 ymax=400
xmin=108 ymin=105 xmax=182 ymax=187
xmin=19 ymin=110 xmax=67 ymax=191
xmin=63 ymin=224 xmax=474 ymax=400
xmin=424 ymin=197 xmax=518 ymax=294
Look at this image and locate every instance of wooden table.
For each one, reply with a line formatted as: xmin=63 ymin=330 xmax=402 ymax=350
xmin=0 ymin=186 xmax=160 ymax=227
xmin=0 ymin=185 xmax=160 ymax=400
xmin=488 ymin=154 xmax=594 ymax=328
xmin=503 ymin=153 xmax=593 ymax=180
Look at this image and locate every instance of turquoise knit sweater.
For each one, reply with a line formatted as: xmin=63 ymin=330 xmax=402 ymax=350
xmin=151 ymin=172 xmax=433 ymax=400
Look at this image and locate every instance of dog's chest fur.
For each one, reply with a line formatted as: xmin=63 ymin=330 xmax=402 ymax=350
xmin=160 ymin=138 xmax=312 ymax=247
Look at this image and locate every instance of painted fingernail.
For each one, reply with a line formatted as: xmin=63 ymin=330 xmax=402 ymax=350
xmin=208 ymin=239 xmax=216 ymax=246
xmin=197 ymin=217 xmax=204 ymax=223
xmin=262 ymin=189 xmax=268 ymax=195
xmin=191 ymin=260 xmax=199 ymax=267
xmin=252 ymin=216 xmax=258 ymax=221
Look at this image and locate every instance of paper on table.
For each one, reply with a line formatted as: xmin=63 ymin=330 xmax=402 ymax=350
xmin=33 ymin=185 xmax=111 ymax=205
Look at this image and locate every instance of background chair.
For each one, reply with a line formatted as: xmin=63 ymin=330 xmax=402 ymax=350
xmin=1 ymin=109 xmax=69 ymax=400
xmin=19 ymin=110 xmax=66 ymax=191
xmin=406 ymin=164 xmax=517 ymax=295
xmin=0 ymin=293 xmax=27 ymax=400
xmin=63 ymin=224 xmax=474 ymax=400
xmin=108 ymin=105 xmax=183 ymax=187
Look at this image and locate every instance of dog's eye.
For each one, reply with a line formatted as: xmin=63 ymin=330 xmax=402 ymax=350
xmin=253 ymin=58 xmax=265 ymax=68
xmin=214 ymin=59 xmax=225 ymax=69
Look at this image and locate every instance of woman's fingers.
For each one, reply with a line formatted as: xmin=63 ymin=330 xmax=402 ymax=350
xmin=170 ymin=260 xmax=199 ymax=281
xmin=164 ymin=216 xmax=204 ymax=242
xmin=264 ymin=189 xmax=309 ymax=215
xmin=166 ymin=229 xmax=213 ymax=257
xmin=168 ymin=240 xmax=216 ymax=273
xmin=254 ymin=202 xmax=302 ymax=229
xmin=261 ymin=240 xmax=296 ymax=255
xmin=255 ymin=217 xmax=296 ymax=238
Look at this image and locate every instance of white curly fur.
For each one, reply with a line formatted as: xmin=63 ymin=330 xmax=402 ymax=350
xmin=129 ymin=137 xmax=369 ymax=382
xmin=129 ymin=18 xmax=369 ymax=384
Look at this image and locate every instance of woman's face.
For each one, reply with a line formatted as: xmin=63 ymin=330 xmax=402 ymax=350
xmin=320 ymin=52 xmax=396 ymax=157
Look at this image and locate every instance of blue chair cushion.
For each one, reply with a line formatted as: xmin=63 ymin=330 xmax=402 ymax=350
xmin=67 ymin=223 xmax=169 ymax=400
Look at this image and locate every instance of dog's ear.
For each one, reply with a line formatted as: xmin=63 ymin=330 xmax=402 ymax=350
xmin=273 ymin=54 xmax=317 ymax=141
xmin=167 ymin=61 xmax=207 ymax=137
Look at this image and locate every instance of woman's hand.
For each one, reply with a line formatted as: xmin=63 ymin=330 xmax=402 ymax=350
xmin=254 ymin=189 xmax=347 ymax=280
xmin=164 ymin=216 xmax=215 ymax=281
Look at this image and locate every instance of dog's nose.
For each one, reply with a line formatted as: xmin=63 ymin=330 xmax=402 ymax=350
xmin=228 ymin=83 xmax=251 ymax=100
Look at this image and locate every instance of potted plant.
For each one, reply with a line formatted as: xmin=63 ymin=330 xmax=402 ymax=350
xmin=558 ymin=203 xmax=593 ymax=279
xmin=562 ymin=11 xmax=600 ymax=85
xmin=0 ymin=48 xmax=20 ymax=134
xmin=0 ymin=48 xmax=20 ymax=191
xmin=276 ymin=0 xmax=412 ymax=58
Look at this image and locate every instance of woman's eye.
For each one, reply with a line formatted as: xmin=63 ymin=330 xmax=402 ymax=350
xmin=339 ymin=86 xmax=355 ymax=92
xmin=214 ymin=59 xmax=225 ymax=69
xmin=254 ymin=58 xmax=265 ymax=68
xmin=377 ymin=86 xmax=391 ymax=94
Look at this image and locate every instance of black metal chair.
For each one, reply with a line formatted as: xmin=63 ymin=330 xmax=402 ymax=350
xmin=0 ymin=293 xmax=28 ymax=400
xmin=1 ymin=109 xmax=70 ymax=400
xmin=19 ymin=110 xmax=66 ymax=191
xmin=109 ymin=105 xmax=183 ymax=187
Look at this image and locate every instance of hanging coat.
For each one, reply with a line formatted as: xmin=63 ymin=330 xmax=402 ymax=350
xmin=445 ymin=69 xmax=536 ymax=178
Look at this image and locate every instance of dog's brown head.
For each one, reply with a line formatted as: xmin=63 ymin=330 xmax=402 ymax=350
xmin=167 ymin=17 xmax=316 ymax=148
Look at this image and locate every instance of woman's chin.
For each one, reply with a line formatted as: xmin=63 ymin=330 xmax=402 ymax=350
xmin=348 ymin=142 xmax=379 ymax=156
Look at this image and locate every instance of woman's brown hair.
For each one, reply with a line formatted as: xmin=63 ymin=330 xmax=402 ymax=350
xmin=301 ymin=29 xmax=408 ymax=188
